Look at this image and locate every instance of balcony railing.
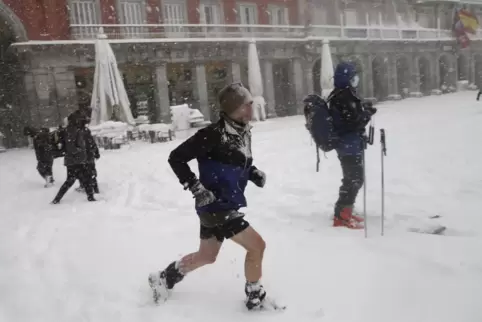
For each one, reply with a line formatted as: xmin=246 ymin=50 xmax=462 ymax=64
xmin=69 ymin=23 xmax=476 ymax=42
xmin=70 ymin=24 xmax=306 ymax=40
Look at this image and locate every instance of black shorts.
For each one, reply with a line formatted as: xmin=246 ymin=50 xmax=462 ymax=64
xmin=200 ymin=216 xmax=250 ymax=242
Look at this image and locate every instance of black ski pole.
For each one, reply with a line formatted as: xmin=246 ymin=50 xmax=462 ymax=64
xmin=316 ymin=145 xmax=320 ymax=172
xmin=369 ymin=121 xmax=375 ymax=145
xmin=380 ymin=129 xmax=387 ymax=236
xmin=363 ymin=146 xmax=367 ymax=238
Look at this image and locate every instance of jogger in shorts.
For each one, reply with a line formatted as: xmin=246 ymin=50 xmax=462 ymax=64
xmin=148 ymin=83 xmax=268 ymax=310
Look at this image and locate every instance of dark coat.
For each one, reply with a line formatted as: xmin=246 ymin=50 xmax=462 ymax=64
xmin=84 ymin=128 xmax=99 ymax=163
xmin=329 ymin=62 xmax=374 ymax=156
xmin=32 ymin=129 xmax=54 ymax=163
xmin=24 ymin=126 xmax=53 ymax=163
xmin=168 ymin=115 xmax=259 ymax=215
xmin=63 ymin=113 xmax=88 ymax=166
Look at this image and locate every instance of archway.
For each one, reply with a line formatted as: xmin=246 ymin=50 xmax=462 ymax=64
xmin=0 ymin=2 xmax=28 ymax=42
xmin=439 ymin=55 xmax=452 ymax=92
xmin=274 ymin=60 xmax=295 ymax=117
xmin=0 ymin=3 xmax=29 ymax=148
xmin=457 ymin=54 xmax=469 ymax=82
xmin=474 ymin=54 xmax=482 ymax=89
xmin=396 ymin=56 xmax=410 ymax=98
xmin=372 ymin=56 xmax=388 ymax=101
xmin=418 ymin=56 xmax=431 ymax=95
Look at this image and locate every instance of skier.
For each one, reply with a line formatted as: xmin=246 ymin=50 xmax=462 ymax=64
xmin=24 ymin=126 xmax=55 ymax=187
xmin=477 ymin=89 xmax=481 ymax=101
xmin=148 ymin=83 xmax=270 ymax=310
xmin=51 ymin=111 xmax=95 ymax=204
xmin=328 ymin=62 xmax=377 ymax=229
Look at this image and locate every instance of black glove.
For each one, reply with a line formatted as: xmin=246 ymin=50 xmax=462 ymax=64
xmin=189 ymin=181 xmax=216 ymax=208
xmin=366 ymin=106 xmax=377 ymax=116
xmin=362 ymin=102 xmax=377 ymax=115
xmin=249 ymin=168 xmax=266 ymax=188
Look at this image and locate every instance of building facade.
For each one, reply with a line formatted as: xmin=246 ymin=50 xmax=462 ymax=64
xmin=1 ymin=0 xmax=482 ymax=147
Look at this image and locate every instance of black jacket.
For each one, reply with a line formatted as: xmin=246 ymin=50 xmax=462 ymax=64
xmin=62 ymin=124 xmax=88 ymax=166
xmin=32 ymin=130 xmax=54 ymax=163
xmin=328 ymin=88 xmax=374 ymax=156
xmin=168 ymin=115 xmax=258 ymax=214
xmin=84 ymin=128 xmax=99 ymax=163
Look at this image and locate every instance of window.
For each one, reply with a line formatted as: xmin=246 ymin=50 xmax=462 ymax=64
xmin=69 ymin=0 xmax=99 ymax=39
xmin=119 ymin=0 xmax=146 ymax=38
xmin=342 ymin=1 xmax=364 ymax=26
xmin=439 ymin=6 xmax=454 ymax=30
xmin=268 ymin=5 xmax=289 ymax=25
xmin=416 ymin=7 xmax=435 ymax=28
xmin=239 ymin=4 xmax=257 ymax=25
xmin=344 ymin=9 xmax=358 ymax=26
xmin=310 ymin=2 xmax=329 ymax=25
xmin=368 ymin=3 xmax=382 ymax=26
xmin=239 ymin=3 xmax=257 ymax=32
xmin=396 ymin=1 xmax=416 ymax=27
xmin=200 ymin=2 xmax=222 ymax=34
xmin=200 ymin=3 xmax=221 ymax=24
xmin=163 ymin=1 xmax=187 ymax=34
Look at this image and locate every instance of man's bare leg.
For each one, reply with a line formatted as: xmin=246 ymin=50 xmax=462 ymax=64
xmin=177 ymin=237 xmax=223 ymax=274
xmin=231 ymin=226 xmax=266 ymax=282
xmin=150 ymin=237 xmax=222 ymax=294
xmin=231 ymin=226 xmax=267 ymax=309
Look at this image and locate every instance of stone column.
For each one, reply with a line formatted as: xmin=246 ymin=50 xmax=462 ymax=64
xmin=231 ymin=62 xmax=242 ymax=82
xmin=154 ymin=64 xmax=171 ymax=123
xmin=291 ymin=58 xmax=305 ymax=114
xmin=195 ymin=63 xmax=210 ymax=121
xmin=469 ymin=54 xmax=476 ymax=85
xmin=387 ymin=55 xmax=399 ymax=99
xmin=450 ymin=54 xmax=458 ymax=89
xmin=432 ymin=53 xmax=440 ymax=93
xmin=409 ymin=54 xmax=422 ymax=97
xmin=363 ymin=55 xmax=374 ymax=99
xmin=305 ymin=60 xmax=314 ymax=96
xmin=262 ymin=60 xmax=276 ymax=118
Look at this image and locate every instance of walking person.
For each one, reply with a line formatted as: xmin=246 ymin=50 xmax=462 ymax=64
xmin=148 ymin=83 xmax=271 ymax=310
xmin=24 ymin=126 xmax=55 ymax=187
xmin=82 ymin=126 xmax=100 ymax=193
xmin=328 ymin=62 xmax=377 ymax=229
xmin=51 ymin=111 xmax=95 ymax=204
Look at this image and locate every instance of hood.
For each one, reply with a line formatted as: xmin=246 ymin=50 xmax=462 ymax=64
xmin=334 ymin=62 xmax=357 ymax=89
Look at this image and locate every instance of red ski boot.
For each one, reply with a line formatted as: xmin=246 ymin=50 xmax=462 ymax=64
xmin=333 ymin=207 xmax=364 ymax=229
xmin=351 ymin=211 xmax=365 ymax=223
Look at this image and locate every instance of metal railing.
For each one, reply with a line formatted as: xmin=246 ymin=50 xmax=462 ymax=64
xmin=70 ymin=24 xmax=306 ymax=40
xmin=69 ymin=23 xmax=477 ymax=42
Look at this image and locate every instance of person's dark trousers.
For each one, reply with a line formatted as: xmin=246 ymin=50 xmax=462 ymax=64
xmin=37 ymin=160 xmax=53 ymax=179
xmin=334 ymin=155 xmax=364 ymax=217
xmin=53 ymin=164 xmax=94 ymax=203
xmin=87 ymin=163 xmax=99 ymax=193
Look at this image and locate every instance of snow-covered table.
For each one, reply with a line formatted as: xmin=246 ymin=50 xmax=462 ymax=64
xmin=89 ymin=121 xmax=133 ymax=150
xmin=137 ymin=123 xmax=173 ymax=143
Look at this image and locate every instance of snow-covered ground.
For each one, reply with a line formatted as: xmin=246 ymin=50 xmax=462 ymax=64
xmin=1 ymin=92 xmax=482 ymax=322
